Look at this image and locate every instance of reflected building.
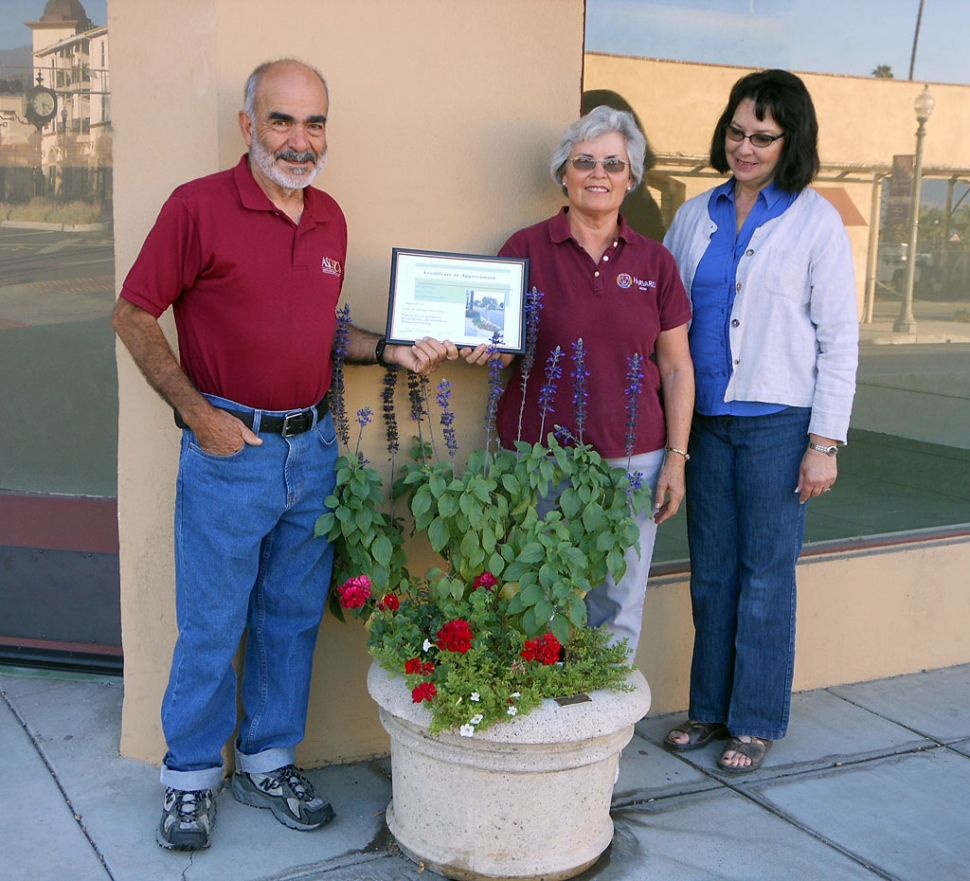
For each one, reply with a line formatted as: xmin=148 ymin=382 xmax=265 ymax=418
xmin=0 ymin=0 xmax=110 ymax=205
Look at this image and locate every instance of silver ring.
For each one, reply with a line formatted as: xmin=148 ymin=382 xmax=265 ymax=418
xmin=822 ymin=488 xmax=831 ymax=493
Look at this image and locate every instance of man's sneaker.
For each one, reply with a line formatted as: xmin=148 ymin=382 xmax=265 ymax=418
xmin=156 ymin=786 xmax=217 ymax=850
xmin=231 ymin=764 xmax=335 ymax=831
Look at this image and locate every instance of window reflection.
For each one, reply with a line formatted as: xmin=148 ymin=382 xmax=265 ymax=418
xmin=0 ymin=0 xmax=115 ymax=497
xmin=586 ymin=1 xmax=970 ymax=560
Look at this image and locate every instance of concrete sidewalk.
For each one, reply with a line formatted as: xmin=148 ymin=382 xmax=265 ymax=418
xmin=2 ymin=663 xmax=969 ymax=881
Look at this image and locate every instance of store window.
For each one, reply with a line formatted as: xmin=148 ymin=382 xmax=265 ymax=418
xmin=585 ymin=0 xmax=970 ymax=565
xmin=0 ymin=0 xmax=119 ymax=668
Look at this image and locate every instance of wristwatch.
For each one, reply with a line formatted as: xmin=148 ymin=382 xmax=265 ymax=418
xmin=808 ymin=442 xmax=838 ymax=457
xmin=375 ymin=336 xmax=388 ymax=365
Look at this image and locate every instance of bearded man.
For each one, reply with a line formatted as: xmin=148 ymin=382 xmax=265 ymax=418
xmin=113 ymin=59 xmax=448 ymax=850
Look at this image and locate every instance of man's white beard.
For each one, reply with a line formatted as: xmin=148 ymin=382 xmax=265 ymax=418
xmin=250 ymin=133 xmax=327 ymax=191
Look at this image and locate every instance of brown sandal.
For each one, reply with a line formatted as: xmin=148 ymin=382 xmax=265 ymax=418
xmin=717 ymin=736 xmax=772 ymax=774
xmin=663 ymin=720 xmax=729 ymax=752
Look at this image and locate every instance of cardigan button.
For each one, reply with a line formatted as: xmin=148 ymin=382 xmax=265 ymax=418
xmin=736 ymin=282 xmax=742 ymax=292
xmin=745 ymin=249 xmax=754 ymax=256
xmin=731 ymin=319 xmax=740 ymax=327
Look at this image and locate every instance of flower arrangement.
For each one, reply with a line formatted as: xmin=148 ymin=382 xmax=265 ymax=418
xmin=316 ymin=291 xmax=652 ymax=735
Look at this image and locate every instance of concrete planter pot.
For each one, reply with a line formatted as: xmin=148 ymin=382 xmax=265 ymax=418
xmin=367 ymin=661 xmax=651 ymax=881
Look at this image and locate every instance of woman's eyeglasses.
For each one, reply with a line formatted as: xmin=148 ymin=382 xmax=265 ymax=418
xmin=726 ymin=124 xmax=785 ymax=148
xmin=569 ymin=156 xmax=629 ymax=174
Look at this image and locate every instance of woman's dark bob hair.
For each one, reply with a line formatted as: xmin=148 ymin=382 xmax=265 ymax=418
xmin=710 ymin=69 xmax=820 ymax=193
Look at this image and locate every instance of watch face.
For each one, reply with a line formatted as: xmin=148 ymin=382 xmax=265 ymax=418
xmin=30 ymin=88 xmax=56 ymax=119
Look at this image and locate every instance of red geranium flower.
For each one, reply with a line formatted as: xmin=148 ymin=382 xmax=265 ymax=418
xmin=521 ymin=632 xmax=562 ymax=666
xmin=437 ymin=619 xmax=474 ymax=654
xmin=405 ymin=657 xmax=435 ymax=676
xmin=411 ymin=682 xmax=437 ymax=703
xmin=337 ymin=575 xmax=372 ymax=609
xmin=378 ymin=593 xmax=400 ymax=611
xmin=473 ymin=572 xmax=498 ymax=590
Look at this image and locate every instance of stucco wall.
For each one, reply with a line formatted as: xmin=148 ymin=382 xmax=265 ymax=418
xmin=112 ymin=0 xmax=584 ymax=765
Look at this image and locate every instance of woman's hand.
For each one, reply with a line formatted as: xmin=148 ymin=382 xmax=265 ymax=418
xmin=653 ymin=456 xmax=686 ymax=524
xmin=796 ymin=440 xmax=839 ymax=503
xmin=458 ymin=343 xmax=515 ymax=368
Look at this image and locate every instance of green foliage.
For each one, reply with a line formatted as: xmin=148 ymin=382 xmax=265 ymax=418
xmin=317 ymin=387 xmax=651 ymax=735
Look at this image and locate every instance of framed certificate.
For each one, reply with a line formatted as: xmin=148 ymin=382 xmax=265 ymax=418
xmin=386 ymin=248 xmax=529 ymax=354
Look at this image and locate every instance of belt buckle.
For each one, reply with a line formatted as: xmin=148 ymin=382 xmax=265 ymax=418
xmin=281 ymin=410 xmax=311 ymax=437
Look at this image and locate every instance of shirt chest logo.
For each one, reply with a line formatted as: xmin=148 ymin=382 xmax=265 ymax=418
xmin=321 ymin=256 xmax=343 ymax=277
xmin=616 ymin=273 xmax=655 ymax=291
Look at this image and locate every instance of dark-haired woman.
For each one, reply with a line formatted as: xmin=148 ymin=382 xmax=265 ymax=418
xmin=662 ymin=70 xmax=858 ymax=772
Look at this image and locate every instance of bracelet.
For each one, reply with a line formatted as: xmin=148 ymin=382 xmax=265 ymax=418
xmin=666 ymin=446 xmax=690 ymax=461
xmin=374 ymin=336 xmax=388 ymax=365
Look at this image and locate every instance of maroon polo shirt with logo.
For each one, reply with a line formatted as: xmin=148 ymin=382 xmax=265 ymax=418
xmin=496 ymin=207 xmax=691 ymax=459
xmin=120 ymin=154 xmax=347 ymax=411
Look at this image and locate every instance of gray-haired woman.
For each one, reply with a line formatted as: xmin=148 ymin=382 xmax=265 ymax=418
xmin=461 ymin=105 xmax=695 ymax=656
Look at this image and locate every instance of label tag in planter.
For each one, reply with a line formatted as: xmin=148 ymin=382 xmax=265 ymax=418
xmin=555 ymin=694 xmax=592 ymax=706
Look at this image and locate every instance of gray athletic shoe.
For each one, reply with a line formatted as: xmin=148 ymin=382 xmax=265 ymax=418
xmin=231 ymin=764 xmax=335 ymax=831
xmin=156 ymin=786 xmax=217 ymax=850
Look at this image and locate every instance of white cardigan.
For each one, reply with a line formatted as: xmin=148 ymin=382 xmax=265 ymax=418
xmin=664 ymin=187 xmax=859 ymax=442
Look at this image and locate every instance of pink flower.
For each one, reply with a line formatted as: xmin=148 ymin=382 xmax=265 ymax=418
xmin=378 ymin=593 xmax=400 ymax=611
xmin=437 ymin=619 xmax=474 ymax=654
xmin=412 ymin=682 xmax=437 ymax=703
xmin=337 ymin=575 xmax=372 ymax=609
xmin=473 ymin=572 xmax=498 ymax=590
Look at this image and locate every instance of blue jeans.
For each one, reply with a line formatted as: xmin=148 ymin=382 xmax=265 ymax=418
xmin=685 ymin=408 xmax=810 ymax=741
xmin=160 ymin=395 xmax=338 ymax=791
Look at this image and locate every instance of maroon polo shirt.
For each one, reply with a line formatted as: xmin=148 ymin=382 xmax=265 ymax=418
xmin=496 ymin=208 xmax=691 ymax=458
xmin=120 ymin=154 xmax=347 ymax=411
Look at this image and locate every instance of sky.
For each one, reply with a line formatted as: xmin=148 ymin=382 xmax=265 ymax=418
xmin=586 ymin=0 xmax=970 ymax=85
xmin=0 ymin=0 xmax=107 ymax=50
xmin=2 ymin=0 xmax=964 ymax=86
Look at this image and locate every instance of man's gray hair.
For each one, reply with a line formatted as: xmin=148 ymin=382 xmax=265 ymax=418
xmin=243 ymin=59 xmax=329 ymax=120
xmin=550 ymin=105 xmax=647 ymax=189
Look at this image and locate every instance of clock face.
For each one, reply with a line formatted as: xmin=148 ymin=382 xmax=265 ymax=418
xmin=29 ymin=88 xmax=56 ymax=120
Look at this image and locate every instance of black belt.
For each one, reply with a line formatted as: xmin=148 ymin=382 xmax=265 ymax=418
xmin=174 ymin=396 xmax=329 ymax=437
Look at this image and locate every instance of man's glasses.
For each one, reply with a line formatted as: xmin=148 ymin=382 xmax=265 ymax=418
xmin=726 ymin=124 xmax=784 ymax=148
xmin=569 ymin=156 xmax=629 ymax=174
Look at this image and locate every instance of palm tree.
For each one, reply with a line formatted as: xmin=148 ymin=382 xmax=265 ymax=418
xmin=872 ymin=64 xmax=894 ymax=79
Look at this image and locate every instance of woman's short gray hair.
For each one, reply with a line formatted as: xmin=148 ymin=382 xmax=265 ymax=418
xmin=550 ymin=105 xmax=647 ymax=189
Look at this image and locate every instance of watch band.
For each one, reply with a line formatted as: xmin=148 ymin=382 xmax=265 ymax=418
xmin=375 ymin=336 xmax=388 ymax=365
xmin=808 ymin=442 xmax=838 ymax=457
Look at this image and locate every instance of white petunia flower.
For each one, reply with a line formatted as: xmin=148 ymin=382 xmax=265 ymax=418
xmin=423 ymin=639 xmax=432 ymax=652
xmin=470 ymin=714 xmax=484 ymax=725
xmin=470 ymin=692 xmax=480 ymax=702
xmin=511 ymin=692 xmax=521 ymax=698
xmin=507 ymin=706 xmax=518 ymax=716
xmin=459 ymin=724 xmax=475 ymax=737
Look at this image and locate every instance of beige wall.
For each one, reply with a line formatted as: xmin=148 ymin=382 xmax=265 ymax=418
xmin=112 ymin=0 xmax=585 ymax=765
xmin=636 ymin=537 xmax=970 ymax=716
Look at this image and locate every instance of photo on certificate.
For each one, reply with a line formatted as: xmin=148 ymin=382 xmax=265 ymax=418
xmin=386 ymin=248 xmax=529 ymax=353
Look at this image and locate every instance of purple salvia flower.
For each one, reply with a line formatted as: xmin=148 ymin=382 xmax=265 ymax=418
xmin=484 ymin=333 xmax=504 ymax=453
xmin=624 ymin=353 xmax=644 ymax=466
xmin=537 ymin=345 xmax=563 ymax=440
xmin=516 ymin=287 xmax=544 ymax=443
xmin=571 ymin=338 xmax=589 ymax=445
xmin=353 ymin=405 xmax=373 ymax=464
xmin=381 ymin=366 xmax=400 ymax=457
xmin=330 ymin=304 xmax=352 ymax=448
xmin=436 ymin=379 xmax=459 ymax=464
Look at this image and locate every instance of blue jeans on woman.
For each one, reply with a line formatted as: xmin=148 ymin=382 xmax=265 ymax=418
xmin=160 ymin=395 xmax=338 ymax=792
xmin=685 ymin=407 xmax=810 ymax=741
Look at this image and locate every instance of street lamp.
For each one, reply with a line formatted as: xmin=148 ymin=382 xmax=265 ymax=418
xmin=894 ymin=85 xmax=935 ymax=333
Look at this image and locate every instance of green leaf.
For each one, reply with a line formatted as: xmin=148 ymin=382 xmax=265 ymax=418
xmin=372 ymin=535 xmax=393 ymax=568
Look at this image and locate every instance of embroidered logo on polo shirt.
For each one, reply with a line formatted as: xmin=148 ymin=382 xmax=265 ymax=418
xmin=321 ymin=256 xmax=343 ymax=277
xmin=619 ymin=274 xmax=657 ymax=291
